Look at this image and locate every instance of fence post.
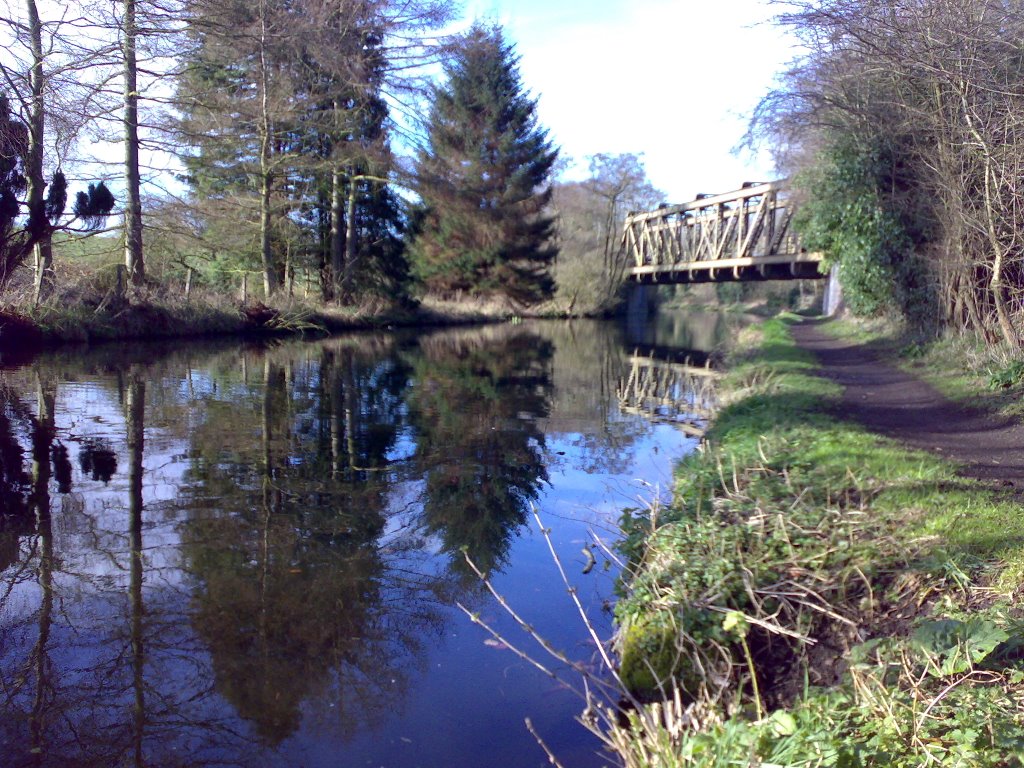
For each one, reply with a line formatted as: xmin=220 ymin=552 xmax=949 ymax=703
xmin=240 ymin=273 xmax=248 ymax=302
xmin=185 ymin=267 xmax=193 ymax=299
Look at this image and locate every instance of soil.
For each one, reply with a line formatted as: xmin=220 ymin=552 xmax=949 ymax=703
xmin=790 ymin=318 xmax=1024 ymax=487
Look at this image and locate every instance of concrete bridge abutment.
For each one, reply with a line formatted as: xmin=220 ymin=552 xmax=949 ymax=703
xmin=822 ymin=264 xmax=843 ymax=316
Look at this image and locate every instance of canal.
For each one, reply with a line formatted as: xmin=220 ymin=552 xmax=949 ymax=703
xmin=0 ymin=315 xmax=731 ymax=767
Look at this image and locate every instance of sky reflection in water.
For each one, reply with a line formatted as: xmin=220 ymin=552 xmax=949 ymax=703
xmin=0 ymin=316 xmax=732 ymax=767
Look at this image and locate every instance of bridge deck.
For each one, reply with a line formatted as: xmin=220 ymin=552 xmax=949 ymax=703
xmin=622 ymin=181 xmax=825 ymax=284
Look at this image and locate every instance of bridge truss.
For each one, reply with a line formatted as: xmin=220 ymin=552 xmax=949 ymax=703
xmin=617 ymin=354 xmax=719 ymax=437
xmin=621 ymin=181 xmax=824 ymax=284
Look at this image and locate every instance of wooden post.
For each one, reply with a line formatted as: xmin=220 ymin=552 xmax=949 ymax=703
xmin=184 ymin=267 xmax=193 ymax=299
xmin=240 ymin=273 xmax=248 ymax=303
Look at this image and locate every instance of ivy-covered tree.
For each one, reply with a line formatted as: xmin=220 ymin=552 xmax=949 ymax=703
xmin=0 ymin=95 xmax=28 ymax=276
xmin=0 ymin=93 xmax=112 ymax=288
xmin=792 ymin=131 xmax=932 ymax=322
xmin=410 ymin=24 xmax=558 ymax=306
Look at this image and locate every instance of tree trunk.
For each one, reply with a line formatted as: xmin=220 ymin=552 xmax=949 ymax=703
xmin=329 ymin=165 xmax=345 ymax=301
xmin=979 ymin=160 xmax=1022 ymax=348
xmin=258 ymin=0 xmax=277 ymax=298
xmin=26 ymin=0 xmax=53 ymax=303
xmin=259 ymin=157 xmax=274 ymax=298
xmin=990 ymin=255 xmax=1020 ymax=348
xmin=123 ymin=0 xmax=145 ymax=287
xmin=342 ymin=175 xmax=357 ymax=300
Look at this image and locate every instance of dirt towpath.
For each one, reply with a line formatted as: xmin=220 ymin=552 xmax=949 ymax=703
xmin=790 ymin=319 xmax=1024 ymax=487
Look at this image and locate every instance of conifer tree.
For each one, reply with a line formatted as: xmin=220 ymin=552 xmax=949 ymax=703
xmin=177 ymin=0 xmax=451 ymax=301
xmin=410 ymin=24 xmax=558 ymax=305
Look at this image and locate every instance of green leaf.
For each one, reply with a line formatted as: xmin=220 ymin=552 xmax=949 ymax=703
xmin=722 ymin=609 xmax=749 ymax=637
xmin=911 ymin=619 xmax=1009 ymax=675
xmin=768 ymin=710 xmax=797 ymax=737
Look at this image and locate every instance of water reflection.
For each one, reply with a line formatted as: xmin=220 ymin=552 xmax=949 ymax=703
xmin=627 ymin=308 xmax=751 ymax=354
xmin=0 ymin=383 xmax=31 ymax=517
xmin=181 ymin=346 xmax=447 ymax=745
xmin=409 ymin=329 xmax=552 ymax=576
xmin=79 ymin=439 xmax=118 ymax=483
xmin=0 ymin=321 xmax=706 ymax=767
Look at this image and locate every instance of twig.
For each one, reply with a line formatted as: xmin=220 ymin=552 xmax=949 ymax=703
xmin=707 ymin=605 xmax=817 ymax=644
xmin=455 ymin=602 xmax=564 ymax=685
xmin=525 ymin=718 xmax=568 ymax=768
xmin=531 ymin=506 xmax=637 ymax=703
xmin=589 ymin=529 xmax=625 ymax=570
xmin=459 ymin=553 xmax=619 ymax=699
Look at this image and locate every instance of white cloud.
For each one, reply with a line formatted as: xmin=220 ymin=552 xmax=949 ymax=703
xmin=477 ymin=0 xmax=798 ymax=201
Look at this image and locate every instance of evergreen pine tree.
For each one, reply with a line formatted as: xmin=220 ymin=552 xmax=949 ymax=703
xmin=177 ymin=2 xmax=410 ymax=302
xmin=410 ymin=24 xmax=558 ymax=305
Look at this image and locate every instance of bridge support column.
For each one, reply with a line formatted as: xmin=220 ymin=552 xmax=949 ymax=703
xmin=822 ymin=264 xmax=843 ymax=316
xmin=626 ymin=284 xmax=653 ymax=337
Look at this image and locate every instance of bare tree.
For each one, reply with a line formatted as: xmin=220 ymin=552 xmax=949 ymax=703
xmin=753 ymin=0 xmax=1024 ymax=344
xmin=553 ymin=154 xmax=662 ymax=315
xmin=122 ymin=0 xmax=145 ymax=285
xmin=23 ymin=0 xmax=51 ymax=298
xmin=0 ymin=1 xmax=117 ymax=297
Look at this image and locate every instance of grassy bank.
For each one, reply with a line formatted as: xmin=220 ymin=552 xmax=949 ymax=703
xmin=0 ymin=284 xmax=541 ymax=356
xmin=611 ymin=316 xmax=1024 ymax=766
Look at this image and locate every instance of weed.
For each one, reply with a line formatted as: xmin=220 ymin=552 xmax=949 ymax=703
xmin=605 ymin=316 xmax=1024 ymax=767
xmin=988 ymin=359 xmax=1024 ymax=390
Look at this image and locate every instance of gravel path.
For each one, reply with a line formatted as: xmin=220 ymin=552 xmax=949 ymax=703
xmin=790 ymin=319 xmax=1024 ymax=487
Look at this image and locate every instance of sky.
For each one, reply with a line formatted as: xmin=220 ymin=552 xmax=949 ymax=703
xmin=5 ymin=0 xmax=799 ymax=207
xmin=456 ymin=0 xmax=799 ymax=202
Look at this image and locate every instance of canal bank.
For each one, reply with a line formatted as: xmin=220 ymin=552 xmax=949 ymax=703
xmin=0 ymin=293 xmax=543 ymax=358
xmin=610 ymin=314 xmax=1024 ymax=766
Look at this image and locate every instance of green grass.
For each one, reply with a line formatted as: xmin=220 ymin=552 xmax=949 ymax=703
xmin=612 ymin=315 xmax=1024 ymax=767
xmin=52 ymin=231 xmax=122 ymax=268
xmin=819 ymin=316 xmax=1024 ymax=420
xmin=907 ymin=333 xmax=1024 ymax=420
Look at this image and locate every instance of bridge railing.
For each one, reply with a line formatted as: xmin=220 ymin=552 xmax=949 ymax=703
xmin=621 ymin=181 xmax=821 ymax=282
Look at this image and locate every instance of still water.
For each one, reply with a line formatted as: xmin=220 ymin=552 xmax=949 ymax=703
xmin=0 ymin=316 xmax=730 ymax=767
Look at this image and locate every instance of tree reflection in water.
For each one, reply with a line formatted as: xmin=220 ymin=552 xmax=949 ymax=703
xmin=408 ymin=328 xmax=553 ymax=577
xmin=79 ymin=439 xmax=117 ymax=483
xmin=0 ymin=383 xmax=31 ymax=520
xmin=0 ymin=321 xmax=687 ymax=766
xmin=179 ymin=329 xmax=554 ymax=746
xmin=180 ymin=345 xmax=450 ymax=745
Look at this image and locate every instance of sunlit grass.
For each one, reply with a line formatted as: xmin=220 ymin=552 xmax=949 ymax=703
xmin=611 ymin=315 xmax=1024 ymax=767
xmin=820 ymin=315 xmax=1024 ymax=419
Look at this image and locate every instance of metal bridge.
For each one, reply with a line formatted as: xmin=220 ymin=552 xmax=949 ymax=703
xmin=622 ymin=181 xmax=825 ymax=284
